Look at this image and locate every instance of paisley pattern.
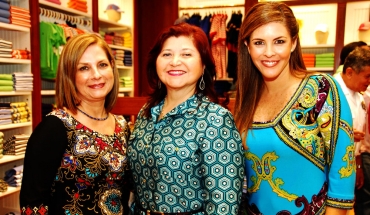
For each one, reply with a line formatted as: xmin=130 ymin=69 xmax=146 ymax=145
xmin=241 ymin=74 xmax=355 ymax=215
xmin=21 ymin=109 xmax=131 ymax=215
xmin=128 ymin=94 xmax=244 ymax=215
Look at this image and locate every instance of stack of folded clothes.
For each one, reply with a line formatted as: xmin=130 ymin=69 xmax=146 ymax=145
xmin=67 ymin=0 xmax=88 ymax=13
xmin=4 ymin=165 xmax=23 ymax=187
xmin=45 ymin=0 xmax=61 ymax=5
xmin=124 ymin=50 xmax=132 ymax=67
xmin=302 ymin=53 xmax=315 ymax=68
xmin=112 ymin=49 xmax=124 ymax=66
xmin=315 ymin=52 xmax=334 ymax=68
xmin=0 ymin=102 xmax=31 ymax=124
xmin=3 ymin=134 xmax=30 ymax=155
xmin=0 ymin=131 xmax=4 ymax=159
xmin=120 ymin=76 xmax=133 ymax=88
xmin=11 ymin=49 xmax=30 ymax=59
xmin=13 ymin=72 xmax=33 ymax=91
xmin=122 ymin=32 xmax=132 ymax=48
xmin=0 ymin=38 xmax=12 ymax=58
xmin=0 ymin=74 xmax=13 ymax=92
xmin=9 ymin=5 xmax=31 ymax=28
xmin=0 ymin=0 xmax=10 ymax=24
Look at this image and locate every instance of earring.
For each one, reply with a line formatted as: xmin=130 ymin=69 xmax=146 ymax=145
xmin=158 ymin=81 xmax=161 ymax=89
xmin=199 ymin=75 xmax=205 ymax=90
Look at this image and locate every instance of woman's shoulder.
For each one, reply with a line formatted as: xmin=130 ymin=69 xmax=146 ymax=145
xmin=305 ymin=72 xmax=335 ymax=82
xmin=200 ymin=96 xmax=232 ymax=116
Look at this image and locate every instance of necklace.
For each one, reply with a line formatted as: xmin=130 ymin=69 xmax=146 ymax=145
xmin=77 ymin=108 xmax=109 ymax=121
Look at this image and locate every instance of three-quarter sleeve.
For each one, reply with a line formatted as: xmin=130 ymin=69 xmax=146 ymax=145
xmin=200 ymin=107 xmax=244 ymax=214
xmin=20 ymin=115 xmax=68 ymax=214
xmin=318 ymin=76 xmax=355 ymax=209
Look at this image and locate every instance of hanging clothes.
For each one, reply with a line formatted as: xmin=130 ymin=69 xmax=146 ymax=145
xmin=226 ymin=11 xmax=242 ymax=82
xmin=209 ymin=13 xmax=227 ymax=79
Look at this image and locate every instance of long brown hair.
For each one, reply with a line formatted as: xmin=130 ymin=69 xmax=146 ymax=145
xmin=55 ymin=33 xmax=119 ymax=113
xmin=142 ymin=23 xmax=218 ymax=118
xmin=234 ymin=2 xmax=307 ymax=143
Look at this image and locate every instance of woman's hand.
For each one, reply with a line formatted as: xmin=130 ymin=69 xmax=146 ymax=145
xmin=354 ymin=130 xmax=365 ymax=142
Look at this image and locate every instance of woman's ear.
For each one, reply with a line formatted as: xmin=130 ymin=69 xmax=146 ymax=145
xmin=291 ymin=37 xmax=298 ymax=53
xmin=244 ymin=41 xmax=250 ymax=53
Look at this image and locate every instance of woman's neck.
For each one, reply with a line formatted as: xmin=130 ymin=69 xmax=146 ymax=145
xmin=165 ymin=89 xmax=196 ymax=111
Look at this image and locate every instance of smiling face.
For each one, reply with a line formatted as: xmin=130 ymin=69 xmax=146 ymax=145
xmin=156 ymin=36 xmax=204 ymax=94
xmin=75 ymin=44 xmax=114 ymax=104
xmin=245 ymin=22 xmax=297 ymax=81
xmin=345 ymin=66 xmax=370 ymax=92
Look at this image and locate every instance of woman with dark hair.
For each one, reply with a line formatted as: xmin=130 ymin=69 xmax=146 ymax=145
xmin=20 ymin=33 xmax=131 ymax=214
xmin=128 ymin=23 xmax=244 ymax=215
xmin=234 ymin=2 xmax=355 ymax=214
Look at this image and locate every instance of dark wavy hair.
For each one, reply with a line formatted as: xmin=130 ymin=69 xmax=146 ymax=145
xmin=142 ymin=23 xmax=218 ymax=118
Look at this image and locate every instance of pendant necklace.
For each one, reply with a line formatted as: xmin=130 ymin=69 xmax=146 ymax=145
xmin=77 ymin=108 xmax=109 ymax=121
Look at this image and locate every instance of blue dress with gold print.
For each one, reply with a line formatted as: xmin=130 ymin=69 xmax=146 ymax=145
xmin=243 ymin=74 xmax=355 ymax=215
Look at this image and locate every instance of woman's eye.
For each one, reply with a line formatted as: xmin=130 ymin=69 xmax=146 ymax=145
xmin=182 ymin=53 xmax=192 ymax=57
xmin=162 ymin=53 xmax=172 ymax=57
xmin=275 ymin=40 xmax=285 ymax=44
xmin=254 ymin=41 xmax=264 ymax=45
xmin=99 ymin=63 xmax=109 ymax=68
xmin=79 ymin=66 xmax=89 ymax=71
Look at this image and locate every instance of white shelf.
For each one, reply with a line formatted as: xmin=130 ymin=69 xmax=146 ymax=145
xmin=117 ymin=65 xmax=132 ymax=70
xmin=0 ymin=155 xmax=24 ymax=165
xmin=0 ymin=122 xmax=32 ymax=130
xmin=119 ymin=87 xmax=133 ymax=93
xmin=0 ymin=23 xmax=30 ymax=32
xmin=0 ymin=186 xmax=20 ymax=198
xmin=0 ymin=59 xmax=31 ymax=64
xmin=39 ymin=0 xmax=92 ymax=17
xmin=109 ymin=44 xmax=132 ymax=51
xmin=0 ymin=91 xmax=31 ymax=96
xmin=41 ymin=90 xmax=55 ymax=96
xmin=307 ymin=67 xmax=333 ymax=71
xmin=301 ymin=44 xmax=335 ymax=48
xmin=99 ymin=19 xmax=130 ymax=31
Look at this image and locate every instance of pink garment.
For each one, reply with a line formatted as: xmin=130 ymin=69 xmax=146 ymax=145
xmin=210 ymin=14 xmax=227 ymax=79
xmin=45 ymin=0 xmax=61 ymax=5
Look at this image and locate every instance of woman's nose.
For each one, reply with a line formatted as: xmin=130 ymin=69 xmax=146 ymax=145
xmin=170 ymin=56 xmax=181 ymax=66
xmin=264 ymin=44 xmax=275 ymax=57
xmin=91 ymin=67 xmax=102 ymax=78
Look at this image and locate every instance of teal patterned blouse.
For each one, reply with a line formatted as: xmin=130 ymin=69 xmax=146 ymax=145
xmin=241 ymin=74 xmax=355 ymax=215
xmin=128 ymin=94 xmax=244 ymax=215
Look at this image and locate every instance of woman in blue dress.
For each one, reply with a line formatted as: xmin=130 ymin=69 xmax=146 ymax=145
xmin=128 ymin=23 xmax=244 ymax=215
xmin=234 ymin=2 xmax=355 ymax=215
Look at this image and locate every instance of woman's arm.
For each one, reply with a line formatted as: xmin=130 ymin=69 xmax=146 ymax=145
xmin=20 ymin=115 xmax=68 ymax=214
xmin=325 ymin=206 xmax=349 ymax=215
xmin=201 ymin=106 xmax=244 ymax=215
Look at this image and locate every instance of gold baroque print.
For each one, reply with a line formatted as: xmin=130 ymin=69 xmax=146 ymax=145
xmin=339 ymin=145 xmax=355 ymax=178
xmin=246 ymin=151 xmax=298 ymax=201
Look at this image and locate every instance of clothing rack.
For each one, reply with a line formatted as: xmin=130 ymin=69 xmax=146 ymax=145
xmin=179 ymin=4 xmax=244 ymax=10
xmin=39 ymin=7 xmax=91 ymax=27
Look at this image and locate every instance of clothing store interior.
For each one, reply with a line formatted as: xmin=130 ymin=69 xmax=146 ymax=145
xmin=0 ymin=0 xmax=368 ymax=214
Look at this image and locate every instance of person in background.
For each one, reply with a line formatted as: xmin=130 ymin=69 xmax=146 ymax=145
xmin=337 ymin=47 xmax=370 ymax=215
xmin=335 ymin=41 xmax=368 ymax=74
xmin=128 ymin=23 xmax=244 ymax=215
xmin=234 ymin=2 xmax=355 ymax=214
xmin=20 ymin=33 xmax=132 ymax=215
